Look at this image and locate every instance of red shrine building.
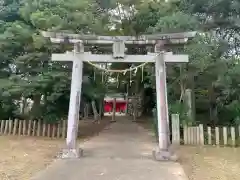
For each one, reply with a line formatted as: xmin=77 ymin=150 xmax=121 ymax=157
xmin=104 ymin=94 xmax=127 ymax=116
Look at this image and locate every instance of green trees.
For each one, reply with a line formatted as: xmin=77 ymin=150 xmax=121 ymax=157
xmin=0 ymin=0 xmax=106 ymax=121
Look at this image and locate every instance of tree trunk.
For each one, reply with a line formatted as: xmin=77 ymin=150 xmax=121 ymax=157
xmin=98 ymin=98 xmax=103 ymax=120
xmin=208 ymin=85 xmax=217 ymax=126
xmin=135 ymin=71 xmax=141 ymax=94
xmin=30 ymin=94 xmax=41 ymax=120
xmin=184 ymin=89 xmax=195 ymax=123
xmin=84 ymin=103 xmax=90 ymax=119
xmin=91 ymin=100 xmax=99 ymax=121
xmin=179 ymin=65 xmax=186 ymax=102
xmin=20 ymin=96 xmax=26 ymax=114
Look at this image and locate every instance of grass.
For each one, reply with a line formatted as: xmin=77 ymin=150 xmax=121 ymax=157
xmin=0 ymin=118 xmax=111 ymax=180
xmin=178 ymin=146 xmax=240 ymax=180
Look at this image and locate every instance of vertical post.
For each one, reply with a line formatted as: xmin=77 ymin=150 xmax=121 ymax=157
xmin=164 ymin=53 xmax=171 ymax=146
xmin=99 ymin=98 xmax=103 ymax=120
xmin=223 ymin=127 xmax=227 ymax=146
xmin=199 ymin=124 xmax=204 ymax=145
xmin=111 ymin=98 xmax=116 ymax=122
xmin=164 ymin=53 xmax=171 ymax=127
xmin=184 ymin=89 xmax=195 ymax=122
xmin=231 ymin=127 xmax=236 ymax=147
xmin=86 ymin=103 xmax=89 ymax=119
xmin=83 ymin=104 xmax=87 ymax=119
xmin=91 ymin=100 xmax=99 ymax=121
xmin=183 ymin=125 xmax=188 ymax=145
xmin=215 ymin=127 xmax=220 ymax=146
xmin=132 ymin=98 xmax=137 ymax=122
xmin=153 ymin=51 xmax=178 ymax=161
xmin=63 ymin=42 xmax=83 ymax=158
xmin=171 ymin=114 xmax=180 ymax=145
xmin=155 ymin=52 xmax=168 ymax=151
xmin=207 ymin=126 xmax=212 ymax=145
xmin=125 ymin=94 xmax=128 ymax=115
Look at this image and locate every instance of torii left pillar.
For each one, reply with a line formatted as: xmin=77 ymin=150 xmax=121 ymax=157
xmin=60 ymin=42 xmax=84 ymax=158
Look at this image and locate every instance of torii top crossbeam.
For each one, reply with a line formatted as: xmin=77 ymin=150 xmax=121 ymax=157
xmin=41 ymin=31 xmax=196 ymax=45
xmin=42 ymin=31 xmax=197 ymax=63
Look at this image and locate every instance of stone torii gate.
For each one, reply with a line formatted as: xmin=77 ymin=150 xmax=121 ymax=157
xmin=42 ymin=31 xmax=196 ymax=160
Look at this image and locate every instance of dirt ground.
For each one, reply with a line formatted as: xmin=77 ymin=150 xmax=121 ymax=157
xmin=177 ymin=146 xmax=240 ymax=180
xmin=0 ymin=118 xmax=110 ymax=180
xmin=137 ymin=120 xmax=240 ymax=180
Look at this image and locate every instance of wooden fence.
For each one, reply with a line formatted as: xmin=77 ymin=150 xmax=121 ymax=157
xmin=171 ymin=114 xmax=240 ymax=147
xmin=1 ymin=116 xmax=239 ymax=147
xmin=0 ymin=119 xmax=67 ymax=138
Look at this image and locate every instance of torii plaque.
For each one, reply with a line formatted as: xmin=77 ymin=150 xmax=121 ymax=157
xmin=42 ymin=31 xmax=196 ymax=160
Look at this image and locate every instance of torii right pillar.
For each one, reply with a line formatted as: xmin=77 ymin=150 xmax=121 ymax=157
xmin=153 ymin=47 xmax=183 ymax=161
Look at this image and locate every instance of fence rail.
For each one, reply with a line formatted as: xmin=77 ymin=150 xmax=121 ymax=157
xmin=0 ymin=119 xmax=67 ymax=138
xmin=171 ymin=114 xmax=240 ymax=147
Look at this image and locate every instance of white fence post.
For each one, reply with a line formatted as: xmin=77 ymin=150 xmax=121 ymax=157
xmin=171 ymin=114 xmax=180 ymax=145
xmin=199 ymin=124 xmax=204 ymax=145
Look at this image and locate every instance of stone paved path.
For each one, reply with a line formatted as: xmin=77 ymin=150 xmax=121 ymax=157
xmin=31 ymin=118 xmax=188 ymax=180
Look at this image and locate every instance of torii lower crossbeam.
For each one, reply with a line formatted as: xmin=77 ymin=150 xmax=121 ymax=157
xmin=52 ymin=52 xmax=188 ymax=63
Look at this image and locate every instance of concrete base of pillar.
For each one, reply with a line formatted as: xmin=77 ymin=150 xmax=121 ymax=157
xmin=152 ymin=147 xmax=178 ymax=161
xmin=57 ymin=148 xmax=83 ymax=159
